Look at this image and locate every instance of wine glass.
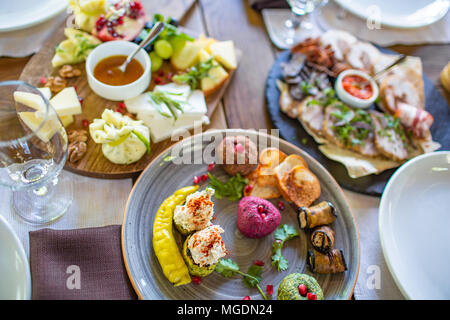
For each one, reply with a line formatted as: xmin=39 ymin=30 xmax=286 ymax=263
xmin=284 ymin=0 xmax=328 ymax=46
xmin=0 ymin=81 xmax=73 ymax=224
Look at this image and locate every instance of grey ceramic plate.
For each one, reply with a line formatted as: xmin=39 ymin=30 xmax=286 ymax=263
xmin=122 ymin=129 xmax=360 ymax=300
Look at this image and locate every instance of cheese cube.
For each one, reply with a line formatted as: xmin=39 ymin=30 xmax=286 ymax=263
xmin=60 ymin=115 xmax=74 ymax=127
xmin=49 ymin=87 xmax=82 ymax=116
xmin=209 ymin=41 xmax=237 ymax=69
xmin=18 ymin=112 xmax=58 ymax=142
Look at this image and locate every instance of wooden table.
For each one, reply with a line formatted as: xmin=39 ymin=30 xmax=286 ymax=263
xmin=1 ymin=0 xmax=449 ymax=132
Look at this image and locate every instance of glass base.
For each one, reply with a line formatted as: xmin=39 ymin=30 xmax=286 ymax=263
xmin=11 ymin=171 xmax=73 ymax=224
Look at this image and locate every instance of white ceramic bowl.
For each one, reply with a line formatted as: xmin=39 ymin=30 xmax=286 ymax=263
xmin=0 ymin=215 xmax=31 ymax=300
xmin=379 ymin=151 xmax=450 ymax=299
xmin=335 ymin=69 xmax=378 ymax=109
xmin=86 ymin=40 xmax=151 ymax=101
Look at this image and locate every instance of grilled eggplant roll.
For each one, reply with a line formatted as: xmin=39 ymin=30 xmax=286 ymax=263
xmin=298 ymin=201 xmax=337 ymax=229
xmin=307 ymin=248 xmax=347 ymax=274
xmin=311 ymin=225 xmax=335 ymax=253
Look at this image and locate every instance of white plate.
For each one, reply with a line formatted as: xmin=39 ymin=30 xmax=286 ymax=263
xmin=335 ymin=0 xmax=450 ymax=29
xmin=379 ymin=151 xmax=450 ymax=299
xmin=0 ymin=215 xmax=31 ymax=299
xmin=0 ymin=0 xmax=68 ymax=32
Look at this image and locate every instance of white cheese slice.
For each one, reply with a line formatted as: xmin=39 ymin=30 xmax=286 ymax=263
xmin=18 ymin=112 xmax=58 ymax=142
xmin=49 ymin=87 xmax=82 ymax=116
xmin=13 ymin=91 xmax=46 ymax=111
xmin=37 ymin=87 xmax=52 ymax=100
xmin=139 ymin=112 xmax=209 ymax=143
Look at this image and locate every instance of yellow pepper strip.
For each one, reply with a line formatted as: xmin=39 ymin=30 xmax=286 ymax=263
xmin=152 ymin=185 xmax=199 ymax=286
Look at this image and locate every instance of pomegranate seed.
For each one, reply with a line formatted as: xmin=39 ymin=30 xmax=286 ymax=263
xmin=266 ymin=285 xmax=274 ymax=296
xmin=257 ymin=205 xmax=264 ymax=214
xmin=116 ymin=108 xmax=124 ymax=114
xmin=78 ymin=96 xmax=83 ymax=104
xmin=277 ymin=201 xmax=285 ymax=211
xmin=244 ymin=184 xmax=253 ymax=194
xmin=117 ymin=16 xmax=124 ymax=25
xmin=118 ymin=102 xmax=126 ymax=110
xmin=207 ymin=163 xmax=215 ymax=171
xmin=73 ymin=85 xmax=77 ymax=92
xmin=157 ymin=70 xmax=165 ymax=77
xmin=307 ymin=292 xmax=317 ymax=300
xmin=167 ymin=72 xmax=173 ymax=81
xmin=200 ymin=174 xmax=208 ymax=181
xmin=260 ymin=213 xmax=266 ymax=219
xmin=82 ymin=119 xmax=89 ymax=127
xmin=191 ymin=276 xmax=202 ymax=285
xmin=243 ymin=296 xmax=251 ymax=300
xmin=193 ymin=176 xmax=200 ymax=184
xmin=39 ymin=77 xmax=47 ymax=84
xmin=298 ymin=284 xmax=307 ymax=297
xmin=154 ymin=76 xmax=162 ymax=84
xmin=235 ymin=143 xmax=244 ymax=153
xmin=254 ymin=260 xmax=265 ymax=266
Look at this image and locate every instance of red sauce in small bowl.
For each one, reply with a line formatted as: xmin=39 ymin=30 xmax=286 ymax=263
xmin=341 ymin=75 xmax=373 ymax=100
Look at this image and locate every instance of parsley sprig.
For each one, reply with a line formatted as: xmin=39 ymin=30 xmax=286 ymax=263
xmin=271 ymin=224 xmax=299 ymax=271
xmin=215 ymin=259 xmax=268 ymax=300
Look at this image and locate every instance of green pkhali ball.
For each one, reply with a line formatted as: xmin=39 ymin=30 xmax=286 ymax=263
xmin=277 ymin=273 xmax=324 ymax=300
xmin=149 ymin=51 xmax=163 ymax=72
xmin=154 ymin=39 xmax=173 ymax=59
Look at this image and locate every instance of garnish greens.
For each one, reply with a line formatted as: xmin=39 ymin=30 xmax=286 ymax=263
xmin=380 ymin=113 xmax=407 ymax=143
xmin=271 ymin=224 xmax=299 ymax=271
xmin=215 ymin=259 xmax=268 ymax=300
xmin=147 ymin=91 xmax=187 ymax=120
xmin=173 ymin=58 xmax=216 ymax=90
xmin=132 ymin=130 xmax=151 ymax=154
xmin=207 ymin=173 xmax=248 ymax=201
xmin=330 ymin=104 xmax=373 ymax=147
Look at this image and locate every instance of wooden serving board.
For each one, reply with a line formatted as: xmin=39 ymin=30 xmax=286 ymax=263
xmin=19 ymin=22 xmax=237 ymax=179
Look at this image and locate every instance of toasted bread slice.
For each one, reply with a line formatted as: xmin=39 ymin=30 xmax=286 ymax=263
xmin=274 ymin=154 xmax=308 ymax=200
xmin=244 ymin=171 xmax=281 ymax=199
xmin=256 ymin=148 xmax=287 ymax=187
xmin=279 ymin=166 xmax=320 ymax=207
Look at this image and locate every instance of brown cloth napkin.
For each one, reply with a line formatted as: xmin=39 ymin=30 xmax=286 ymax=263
xmin=29 ymin=225 xmax=137 ymax=300
xmin=249 ymin=0 xmax=289 ymax=11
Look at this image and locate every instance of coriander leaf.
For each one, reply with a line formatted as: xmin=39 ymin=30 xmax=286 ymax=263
xmin=271 ymin=224 xmax=299 ymax=272
xmin=274 ymin=224 xmax=299 ymax=242
xmin=215 ymin=258 xmax=239 ymax=277
xmin=207 ymin=173 xmax=248 ymax=201
xmin=242 ymin=264 xmax=263 ymax=289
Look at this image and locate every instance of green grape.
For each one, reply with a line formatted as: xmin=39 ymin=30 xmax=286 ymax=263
xmin=149 ymin=51 xmax=163 ymax=72
xmin=168 ymin=36 xmax=186 ymax=54
xmin=154 ymin=39 xmax=173 ymax=59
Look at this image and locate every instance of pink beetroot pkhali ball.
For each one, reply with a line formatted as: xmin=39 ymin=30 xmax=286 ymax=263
xmin=237 ymin=196 xmax=281 ymax=238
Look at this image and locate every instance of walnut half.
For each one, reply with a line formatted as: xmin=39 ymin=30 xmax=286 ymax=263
xmin=44 ymin=76 xmax=66 ymax=94
xmin=59 ymin=65 xmax=81 ymax=78
xmin=67 ymin=129 xmax=89 ymax=163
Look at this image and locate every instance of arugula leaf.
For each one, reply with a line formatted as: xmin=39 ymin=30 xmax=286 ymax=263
xmin=271 ymin=224 xmax=299 ymax=271
xmin=173 ymin=58 xmax=216 ymax=90
xmin=207 ymin=173 xmax=248 ymax=201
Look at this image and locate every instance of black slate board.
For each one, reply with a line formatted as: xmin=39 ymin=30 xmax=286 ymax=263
xmin=266 ymin=49 xmax=450 ymax=196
